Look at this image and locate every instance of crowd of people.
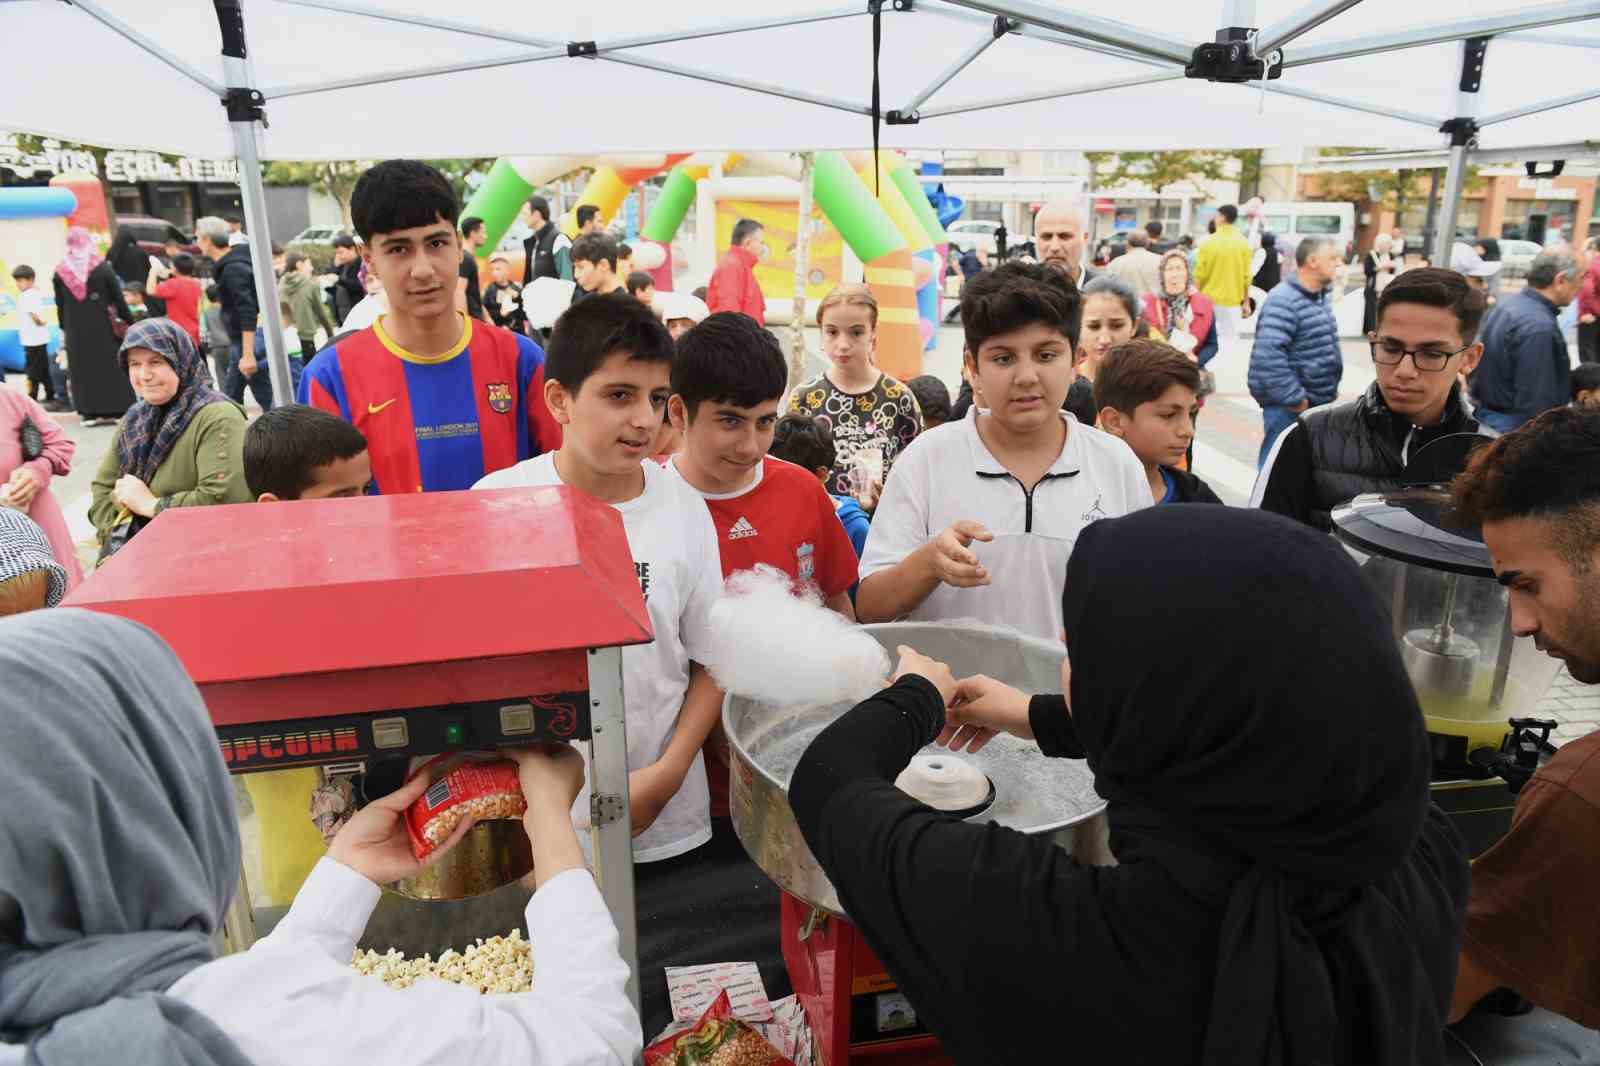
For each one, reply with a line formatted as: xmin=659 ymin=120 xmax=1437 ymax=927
xmin=3 ymin=157 xmax=1600 ymax=1065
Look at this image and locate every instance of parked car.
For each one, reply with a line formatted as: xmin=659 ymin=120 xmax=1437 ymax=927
xmin=1496 ymin=238 xmax=1543 ymax=280
xmin=289 ymin=224 xmax=347 ymax=245
xmin=947 ymin=219 xmax=1001 ymax=255
xmin=115 ymin=215 xmax=200 ymax=259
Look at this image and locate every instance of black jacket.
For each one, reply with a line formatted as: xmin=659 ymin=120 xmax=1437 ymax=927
xmin=213 ymin=245 xmax=258 ymax=340
xmin=1164 ymin=466 xmax=1222 ymax=504
xmin=1255 ymin=382 xmax=1490 ymax=531
xmin=523 ymin=222 xmax=561 ymax=284
xmin=331 ymin=260 xmax=364 ymax=325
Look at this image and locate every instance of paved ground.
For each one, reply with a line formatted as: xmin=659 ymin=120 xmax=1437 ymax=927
xmin=11 ymin=320 xmax=1596 ymax=742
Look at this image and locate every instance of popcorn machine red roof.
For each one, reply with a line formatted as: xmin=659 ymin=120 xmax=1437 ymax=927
xmin=64 ymin=486 xmax=653 ymax=1007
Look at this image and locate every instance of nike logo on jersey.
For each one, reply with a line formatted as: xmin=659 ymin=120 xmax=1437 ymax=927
xmin=367 ymin=399 xmax=398 ymax=415
xmin=728 ymin=516 xmax=758 ymax=540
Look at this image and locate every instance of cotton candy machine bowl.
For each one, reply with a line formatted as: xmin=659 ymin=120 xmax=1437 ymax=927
xmin=724 ymin=622 xmax=1110 ymax=917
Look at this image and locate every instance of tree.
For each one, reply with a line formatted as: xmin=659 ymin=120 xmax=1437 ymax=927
xmin=262 ymin=161 xmax=366 ymax=229
xmin=1084 ymin=150 xmax=1238 ymax=215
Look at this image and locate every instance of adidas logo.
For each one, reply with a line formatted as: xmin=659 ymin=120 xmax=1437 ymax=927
xmin=728 ymin=516 xmax=758 ymax=540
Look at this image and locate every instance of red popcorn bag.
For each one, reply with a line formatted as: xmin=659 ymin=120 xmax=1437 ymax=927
xmin=403 ymin=754 xmax=526 ymax=860
xmin=645 ymin=990 xmax=795 ymax=1066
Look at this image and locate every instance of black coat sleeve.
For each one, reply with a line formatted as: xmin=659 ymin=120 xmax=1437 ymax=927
xmin=1028 ymin=695 xmax=1084 ymax=757
xmin=1252 ymin=422 xmax=1322 ymax=529
xmin=789 ymin=677 xmax=1114 ymax=1062
xmin=225 ymin=260 xmax=258 ymax=334
xmin=102 ymin=265 xmax=132 ymax=324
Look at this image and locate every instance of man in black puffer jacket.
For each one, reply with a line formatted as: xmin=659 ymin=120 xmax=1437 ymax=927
xmin=1253 ymin=268 xmax=1492 ymax=531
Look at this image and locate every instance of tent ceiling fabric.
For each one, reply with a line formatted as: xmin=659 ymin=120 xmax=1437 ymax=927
xmin=3 ymin=0 xmax=1599 ymax=159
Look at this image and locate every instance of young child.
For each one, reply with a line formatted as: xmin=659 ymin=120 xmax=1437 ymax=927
xmin=236 ymin=404 xmax=373 ymax=909
xmin=626 ymin=271 xmax=656 ymax=306
xmin=617 ymin=243 xmax=635 ymax=278
xmin=665 ymin=313 xmax=859 ymax=820
xmin=1094 ymin=339 xmax=1221 ymax=505
xmin=787 ymin=285 xmax=922 ymax=504
xmin=243 ymin=403 xmax=373 ymax=501
xmin=1572 ymin=363 xmax=1600 ymax=409
xmin=475 ymin=294 xmax=723 ymax=863
xmin=770 ymin=411 xmax=870 ymax=558
xmin=667 ymin=312 xmax=859 ymax=616
xmin=484 ymin=254 xmax=525 ymax=332
xmin=656 ymin=291 xmax=709 ymax=341
xmin=906 ymin=374 xmax=952 ymax=431
xmin=857 ymin=261 xmax=1149 ymax=643
xmin=11 ymin=265 xmax=56 ymax=407
xmin=122 ymin=280 xmax=151 ymax=321
xmin=571 ymin=233 xmax=625 ymax=300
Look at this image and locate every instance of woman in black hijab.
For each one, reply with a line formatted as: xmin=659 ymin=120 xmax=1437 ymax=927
xmin=790 ymin=506 xmax=1470 ymax=1065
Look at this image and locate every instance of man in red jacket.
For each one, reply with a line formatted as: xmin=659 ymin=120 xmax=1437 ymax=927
xmin=706 ymin=218 xmax=767 ymax=324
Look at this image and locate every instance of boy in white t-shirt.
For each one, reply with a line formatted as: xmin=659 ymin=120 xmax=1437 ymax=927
xmin=11 ymin=266 xmax=56 ymax=407
xmin=857 ymin=261 xmax=1150 ymax=643
xmin=475 ymin=294 xmax=723 ymax=863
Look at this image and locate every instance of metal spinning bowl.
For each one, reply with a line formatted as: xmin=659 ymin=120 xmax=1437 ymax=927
xmin=724 ymin=622 xmax=1111 ymax=917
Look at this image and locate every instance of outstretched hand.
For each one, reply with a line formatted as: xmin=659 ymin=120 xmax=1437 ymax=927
xmin=937 ymin=673 xmax=1034 ymax=753
xmin=326 ymin=770 xmax=474 ymax=886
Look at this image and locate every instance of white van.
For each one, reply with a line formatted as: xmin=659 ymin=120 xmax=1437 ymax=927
xmin=1260 ymin=201 xmax=1356 ymax=261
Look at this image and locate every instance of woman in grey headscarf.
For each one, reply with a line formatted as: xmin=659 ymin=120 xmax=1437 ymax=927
xmin=0 ymin=609 xmax=642 ymax=1066
xmin=0 ymin=609 xmax=250 ymax=1066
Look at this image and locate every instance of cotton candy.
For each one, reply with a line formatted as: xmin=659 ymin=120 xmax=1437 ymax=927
xmin=702 ymin=565 xmax=889 ymax=707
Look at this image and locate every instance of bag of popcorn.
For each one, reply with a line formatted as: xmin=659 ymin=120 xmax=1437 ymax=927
xmin=404 ymin=754 xmax=526 ymax=860
xmin=645 ymin=991 xmax=794 ymax=1066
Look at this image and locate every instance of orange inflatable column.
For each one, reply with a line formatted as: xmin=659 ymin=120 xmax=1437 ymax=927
xmin=863 ymin=247 xmax=923 ymax=381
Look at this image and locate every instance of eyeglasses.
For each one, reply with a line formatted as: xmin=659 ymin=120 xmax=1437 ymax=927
xmin=1368 ymin=334 xmax=1472 ymax=373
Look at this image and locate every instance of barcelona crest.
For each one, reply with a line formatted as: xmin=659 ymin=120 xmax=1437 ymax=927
xmin=486 ymin=382 xmax=513 ymax=414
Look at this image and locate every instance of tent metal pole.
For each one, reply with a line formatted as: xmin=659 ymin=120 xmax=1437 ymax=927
xmin=1478 ymin=87 xmax=1600 ymax=127
xmin=1507 ymin=30 xmax=1600 ymax=46
xmin=1433 ymin=37 xmax=1487 ymax=266
xmin=261 ymin=0 xmax=868 ymax=114
xmin=216 ymin=0 xmax=291 ymax=408
xmin=1421 ymin=168 xmax=1442 ymax=260
xmin=936 ymin=0 xmax=1195 ymax=65
xmin=1255 ymin=0 xmax=1363 ymax=55
xmin=262 ymin=46 xmax=569 ymax=100
xmin=1285 ymin=1 xmax=1600 ymax=68
xmin=901 ymin=26 xmax=1005 ymax=114
xmin=923 ymin=6 xmax=1182 ymax=68
xmin=1256 ymin=83 xmax=1441 ymax=128
xmin=918 ymin=69 xmax=1187 ymax=119
xmin=67 ymin=0 xmax=226 ymax=94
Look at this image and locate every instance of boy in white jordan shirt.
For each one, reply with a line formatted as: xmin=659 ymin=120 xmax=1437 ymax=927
xmin=475 ymin=296 xmax=722 ymax=862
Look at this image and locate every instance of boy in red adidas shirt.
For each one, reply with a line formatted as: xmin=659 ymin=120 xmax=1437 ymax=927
xmin=665 ymin=313 xmax=859 ymax=816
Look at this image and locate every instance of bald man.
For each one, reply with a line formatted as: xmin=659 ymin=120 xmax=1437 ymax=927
xmin=1033 ymin=202 xmax=1098 ymax=290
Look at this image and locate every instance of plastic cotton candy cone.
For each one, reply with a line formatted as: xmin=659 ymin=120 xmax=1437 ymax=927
xmin=702 ymin=566 xmax=890 ymax=708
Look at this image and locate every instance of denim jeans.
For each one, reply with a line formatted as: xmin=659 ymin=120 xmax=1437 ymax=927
xmin=224 ymin=334 xmax=303 ymax=410
xmin=1474 ymin=408 xmax=1523 ymax=435
xmin=1259 ymin=404 xmax=1301 ymax=469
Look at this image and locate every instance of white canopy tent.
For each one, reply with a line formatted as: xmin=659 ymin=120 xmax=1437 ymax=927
xmin=5 ymin=0 xmax=1600 ymax=405
xmin=6 ymin=0 xmax=1600 ymax=1012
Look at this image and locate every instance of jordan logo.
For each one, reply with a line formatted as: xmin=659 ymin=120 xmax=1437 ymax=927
xmin=728 ymin=516 xmax=758 ymax=540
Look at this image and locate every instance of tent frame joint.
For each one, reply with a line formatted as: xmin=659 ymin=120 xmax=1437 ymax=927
xmin=886 ymin=109 xmax=920 ymax=124
xmin=1439 ymin=117 xmax=1479 ymax=148
xmin=222 ymin=87 xmax=266 ymax=125
xmin=992 ymin=14 xmax=1016 ymax=37
xmin=567 ymin=40 xmax=598 ymax=58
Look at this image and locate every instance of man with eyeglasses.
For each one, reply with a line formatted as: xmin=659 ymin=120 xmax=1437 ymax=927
xmin=1251 ymin=268 xmax=1491 ymax=532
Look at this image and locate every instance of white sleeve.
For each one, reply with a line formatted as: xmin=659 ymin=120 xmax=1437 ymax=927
xmin=859 ymin=443 xmax=931 ymax=579
xmin=175 ymin=861 xmax=639 ymax=1066
xmin=677 ymin=496 xmax=724 ymax=666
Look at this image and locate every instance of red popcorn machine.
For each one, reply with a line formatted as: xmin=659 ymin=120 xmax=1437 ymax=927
xmin=65 ymin=486 xmax=652 ymax=1009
